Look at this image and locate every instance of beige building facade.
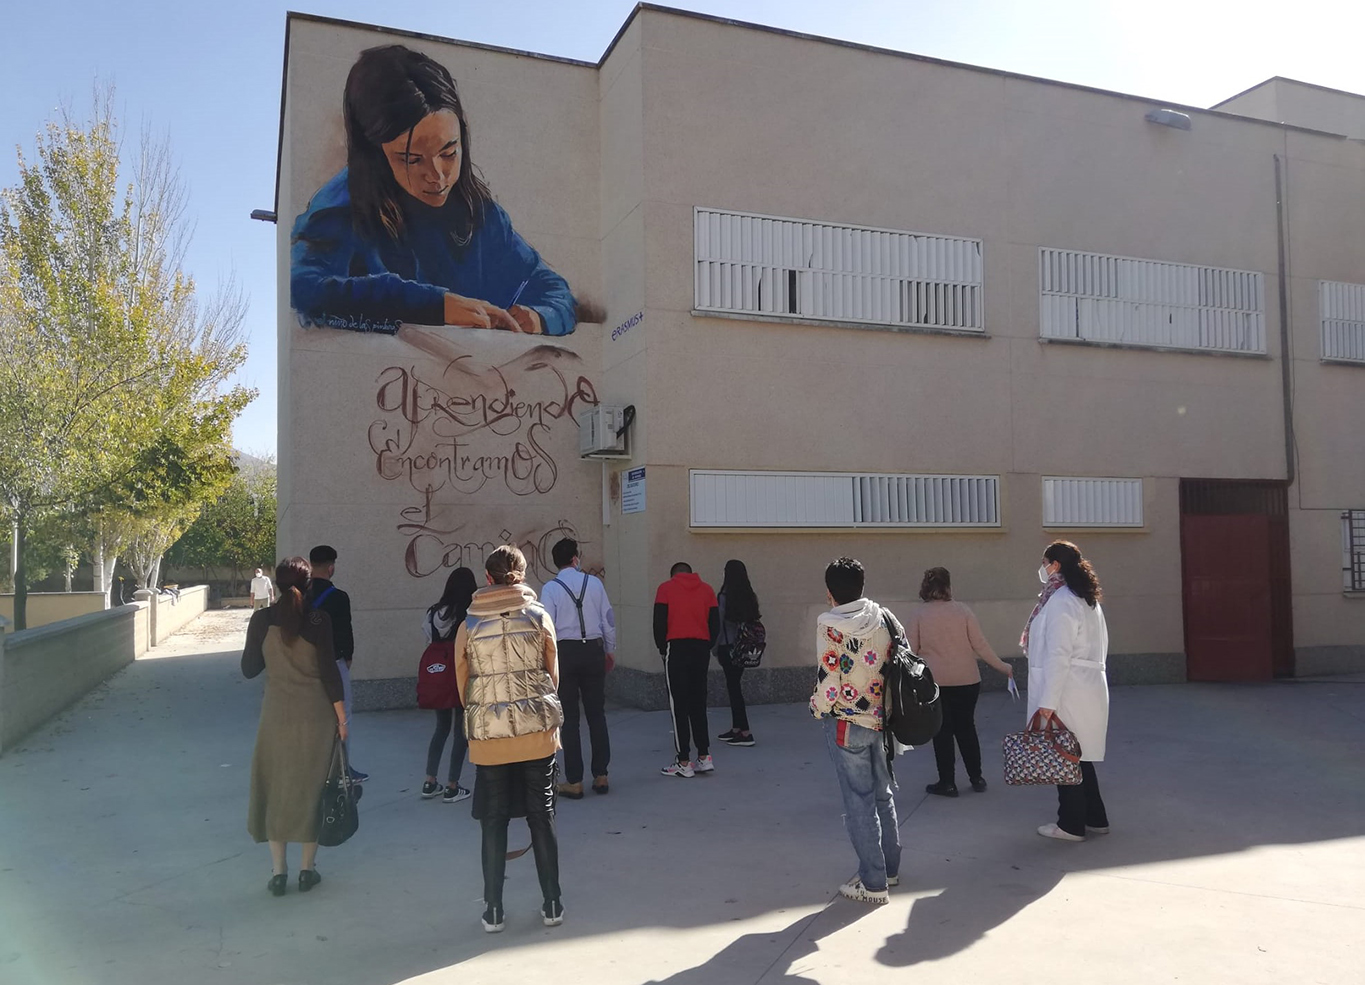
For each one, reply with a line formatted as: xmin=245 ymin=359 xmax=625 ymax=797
xmin=271 ymin=6 xmax=1365 ymax=709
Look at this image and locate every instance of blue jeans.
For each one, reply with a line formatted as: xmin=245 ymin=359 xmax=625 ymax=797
xmin=824 ymin=718 xmax=900 ymax=891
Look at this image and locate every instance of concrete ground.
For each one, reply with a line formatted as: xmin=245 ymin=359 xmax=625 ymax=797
xmin=0 ymin=609 xmax=1361 ymax=985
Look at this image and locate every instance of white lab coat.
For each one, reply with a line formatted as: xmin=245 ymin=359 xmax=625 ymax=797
xmin=1025 ymin=586 xmax=1110 ymax=761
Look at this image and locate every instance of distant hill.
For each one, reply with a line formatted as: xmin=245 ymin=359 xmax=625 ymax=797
xmin=234 ymin=450 xmax=275 ymax=476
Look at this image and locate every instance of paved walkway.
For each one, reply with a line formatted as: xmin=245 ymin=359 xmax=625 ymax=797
xmin=1 ymin=609 xmax=1361 ymax=985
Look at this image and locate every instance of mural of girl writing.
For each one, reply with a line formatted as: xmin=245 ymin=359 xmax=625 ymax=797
xmin=291 ymin=44 xmax=578 ymax=337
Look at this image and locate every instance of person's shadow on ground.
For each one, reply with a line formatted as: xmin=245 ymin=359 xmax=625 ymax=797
xmin=876 ymin=869 xmax=1065 ymax=966
xmin=876 ymin=677 xmax=1365 ymax=967
xmin=644 ymin=903 xmax=874 ymax=984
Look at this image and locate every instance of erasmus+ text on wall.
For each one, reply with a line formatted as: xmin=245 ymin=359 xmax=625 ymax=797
xmin=278 ymin=24 xmax=605 ymax=703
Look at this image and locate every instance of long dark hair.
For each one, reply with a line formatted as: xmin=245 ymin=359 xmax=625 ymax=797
xmin=343 ymin=45 xmax=493 ymax=245
xmin=719 ymin=559 xmax=761 ymax=623
xmin=274 ymin=556 xmax=312 ymax=642
xmin=1044 ymin=540 xmax=1103 ymax=608
xmin=919 ymin=567 xmax=952 ymax=602
xmin=430 ymin=566 xmax=477 ymax=623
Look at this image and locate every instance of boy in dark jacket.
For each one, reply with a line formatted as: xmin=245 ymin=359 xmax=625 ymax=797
xmin=653 ymin=563 xmax=719 ymax=777
xmin=307 ymin=545 xmax=368 ymax=783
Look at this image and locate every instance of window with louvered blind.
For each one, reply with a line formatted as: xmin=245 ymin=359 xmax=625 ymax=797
xmin=1042 ymin=477 xmax=1144 ymax=528
xmin=694 ymin=208 xmax=984 ymax=333
xmin=1039 ymin=248 xmax=1265 ymax=354
xmin=690 ymin=470 xmax=1000 ymax=528
xmin=1320 ymin=281 xmax=1365 ymax=364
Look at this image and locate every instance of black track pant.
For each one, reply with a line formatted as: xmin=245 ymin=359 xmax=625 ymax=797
xmin=664 ymin=639 xmax=711 ymax=762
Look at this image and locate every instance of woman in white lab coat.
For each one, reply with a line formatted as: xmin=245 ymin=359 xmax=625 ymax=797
xmin=1021 ymin=540 xmax=1110 ymax=842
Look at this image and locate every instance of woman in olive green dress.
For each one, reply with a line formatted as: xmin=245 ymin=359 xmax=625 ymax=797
xmin=242 ymin=556 xmax=346 ymax=896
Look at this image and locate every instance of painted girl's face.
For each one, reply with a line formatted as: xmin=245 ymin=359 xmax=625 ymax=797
xmin=381 ymin=109 xmax=461 ymax=207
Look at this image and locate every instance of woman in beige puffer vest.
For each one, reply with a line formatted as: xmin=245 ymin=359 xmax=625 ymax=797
xmin=454 ymin=545 xmax=564 ymax=933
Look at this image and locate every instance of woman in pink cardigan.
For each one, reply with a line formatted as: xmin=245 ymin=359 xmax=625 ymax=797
xmin=908 ymin=567 xmax=1014 ymax=797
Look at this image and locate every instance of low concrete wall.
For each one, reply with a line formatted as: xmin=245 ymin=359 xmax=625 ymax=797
xmin=0 ymin=603 xmax=149 ymax=754
xmin=1295 ymin=645 xmax=1365 ymax=677
xmin=0 ymin=592 xmax=108 ymax=629
xmin=150 ymin=586 xmax=209 ymax=645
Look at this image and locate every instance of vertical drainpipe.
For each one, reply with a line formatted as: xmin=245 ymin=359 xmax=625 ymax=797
xmin=1273 ymin=153 xmax=1296 ymax=486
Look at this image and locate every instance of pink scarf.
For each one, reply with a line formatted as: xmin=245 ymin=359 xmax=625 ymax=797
xmin=1020 ymin=573 xmax=1066 ymax=654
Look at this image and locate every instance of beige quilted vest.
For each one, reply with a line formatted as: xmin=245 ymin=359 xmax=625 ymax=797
xmin=463 ymin=588 xmax=563 ymax=742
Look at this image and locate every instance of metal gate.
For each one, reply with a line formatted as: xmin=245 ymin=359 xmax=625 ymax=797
xmin=1179 ymin=480 xmax=1293 ymax=681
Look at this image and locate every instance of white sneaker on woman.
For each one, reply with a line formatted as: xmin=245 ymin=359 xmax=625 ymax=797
xmin=1037 ymin=823 xmax=1085 ymax=842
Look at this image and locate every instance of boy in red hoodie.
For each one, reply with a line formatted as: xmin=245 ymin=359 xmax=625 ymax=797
xmin=653 ymin=562 xmax=720 ymax=777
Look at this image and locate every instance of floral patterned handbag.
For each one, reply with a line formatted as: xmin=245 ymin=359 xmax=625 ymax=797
xmin=1002 ymin=711 xmax=1083 ymax=786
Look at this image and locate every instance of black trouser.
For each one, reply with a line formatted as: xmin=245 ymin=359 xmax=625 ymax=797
xmin=664 ymin=639 xmax=711 ymax=761
xmin=424 ymin=707 xmax=468 ymax=785
xmin=932 ymin=683 xmax=982 ymax=784
xmin=476 ymin=756 xmax=561 ymax=908
xmin=715 ymin=645 xmax=749 ymax=732
xmin=558 ymin=638 xmax=610 ymax=784
xmin=1056 ymin=761 xmax=1109 ymax=837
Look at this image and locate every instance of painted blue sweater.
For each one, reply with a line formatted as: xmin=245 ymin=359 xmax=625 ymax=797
xmin=289 ymin=169 xmax=577 ymax=336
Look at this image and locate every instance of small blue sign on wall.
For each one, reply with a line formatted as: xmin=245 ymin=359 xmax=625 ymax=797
xmin=622 ymin=467 xmax=646 ymax=514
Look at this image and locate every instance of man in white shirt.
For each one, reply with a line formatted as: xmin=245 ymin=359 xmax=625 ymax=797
xmin=249 ymin=568 xmax=274 ymax=610
xmin=541 ymin=537 xmax=616 ymax=798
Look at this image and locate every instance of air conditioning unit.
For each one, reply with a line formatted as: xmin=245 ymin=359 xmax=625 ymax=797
xmin=578 ymin=405 xmax=632 ymax=459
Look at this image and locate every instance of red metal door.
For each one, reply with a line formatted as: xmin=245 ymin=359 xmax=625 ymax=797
xmin=1180 ymin=514 xmax=1275 ymax=681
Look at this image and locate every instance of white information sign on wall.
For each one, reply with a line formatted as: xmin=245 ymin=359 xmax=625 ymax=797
xmin=621 ymin=467 xmax=646 ymax=514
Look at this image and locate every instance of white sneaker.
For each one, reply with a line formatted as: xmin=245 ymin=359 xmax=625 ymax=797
xmin=481 ymin=905 xmax=505 ymax=933
xmin=887 ymin=874 xmax=900 ymax=887
xmin=1087 ymin=825 xmax=1111 ymax=835
xmin=694 ymin=755 xmax=715 ymax=774
xmin=660 ymin=760 xmax=695 ymax=778
xmin=1037 ymin=823 xmax=1085 ymax=842
xmin=838 ymin=877 xmax=889 ymax=905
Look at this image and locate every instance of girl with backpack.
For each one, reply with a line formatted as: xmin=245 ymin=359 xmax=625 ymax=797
xmin=715 ymin=559 xmax=761 ymax=746
xmin=421 ymin=567 xmax=477 ymax=804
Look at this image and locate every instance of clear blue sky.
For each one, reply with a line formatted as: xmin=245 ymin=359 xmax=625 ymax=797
xmin=3 ymin=0 xmax=1362 ymax=456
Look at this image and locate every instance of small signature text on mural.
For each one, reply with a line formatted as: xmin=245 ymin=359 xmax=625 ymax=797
xmin=610 ymin=310 xmax=642 ymax=341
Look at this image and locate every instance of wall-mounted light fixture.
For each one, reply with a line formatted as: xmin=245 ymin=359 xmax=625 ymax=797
xmin=1144 ymin=108 xmax=1192 ymax=131
xmin=250 ymin=209 xmax=278 ymax=223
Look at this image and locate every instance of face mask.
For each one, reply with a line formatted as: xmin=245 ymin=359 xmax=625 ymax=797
xmin=1038 ymin=564 xmax=1052 ymax=584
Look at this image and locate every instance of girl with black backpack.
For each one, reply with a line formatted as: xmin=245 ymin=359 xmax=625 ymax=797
xmin=715 ymin=559 xmax=761 ymax=746
xmin=421 ymin=567 xmax=477 ymax=803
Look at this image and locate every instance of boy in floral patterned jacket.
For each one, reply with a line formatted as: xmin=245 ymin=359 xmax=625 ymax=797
xmin=810 ymin=556 xmax=901 ymax=905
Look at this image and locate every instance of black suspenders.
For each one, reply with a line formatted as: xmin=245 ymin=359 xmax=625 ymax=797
xmin=552 ymin=573 xmax=591 ymax=640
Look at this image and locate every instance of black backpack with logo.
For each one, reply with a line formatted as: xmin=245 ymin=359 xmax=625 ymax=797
xmin=880 ymin=610 xmax=942 ymax=748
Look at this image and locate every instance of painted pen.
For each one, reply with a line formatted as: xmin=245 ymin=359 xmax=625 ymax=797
xmin=506 ymin=278 xmax=530 ymax=309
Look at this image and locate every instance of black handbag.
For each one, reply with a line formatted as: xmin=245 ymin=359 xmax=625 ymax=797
xmin=317 ymin=736 xmax=360 ymax=847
